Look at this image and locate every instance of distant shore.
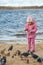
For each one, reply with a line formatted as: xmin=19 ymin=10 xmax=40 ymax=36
xmin=0 ymin=6 xmax=43 ymax=10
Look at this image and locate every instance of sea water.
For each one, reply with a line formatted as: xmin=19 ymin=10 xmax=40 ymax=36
xmin=0 ymin=9 xmax=43 ymax=43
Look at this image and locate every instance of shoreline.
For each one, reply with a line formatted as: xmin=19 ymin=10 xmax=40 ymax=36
xmin=0 ymin=40 xmax=43 ymax=44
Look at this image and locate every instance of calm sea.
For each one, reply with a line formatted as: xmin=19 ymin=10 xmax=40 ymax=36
xmin=0 ymin=9 xmax=43 ymax=43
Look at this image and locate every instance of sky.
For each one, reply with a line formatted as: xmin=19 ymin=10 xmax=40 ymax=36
xmin=0 ymin=0 xmax=43 ymax=6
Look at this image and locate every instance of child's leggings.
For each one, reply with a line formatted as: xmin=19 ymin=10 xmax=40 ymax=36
xmin=27 ymin=38 xmax=35 ymax=52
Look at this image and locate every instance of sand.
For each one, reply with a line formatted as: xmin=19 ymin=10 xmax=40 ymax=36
xmin=0 ymin=42 xmax=43 ymax=65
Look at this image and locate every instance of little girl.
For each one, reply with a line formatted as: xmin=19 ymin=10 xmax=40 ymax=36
xmin=24 ymin=16 xmax=37 ymax=52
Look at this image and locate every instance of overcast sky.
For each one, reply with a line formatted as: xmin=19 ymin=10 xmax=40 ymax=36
xmin=0 ymin=0 xmax=43 ymax=6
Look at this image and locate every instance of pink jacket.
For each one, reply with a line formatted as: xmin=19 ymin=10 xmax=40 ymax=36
xmin=24 ymin=23 xmax=37 ymax=38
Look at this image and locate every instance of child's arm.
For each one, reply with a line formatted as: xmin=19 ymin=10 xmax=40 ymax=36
xmin=31 ymin=24 xmax=37 ymax=33
xmin=24 ymin=24 xmax=28 ymax=31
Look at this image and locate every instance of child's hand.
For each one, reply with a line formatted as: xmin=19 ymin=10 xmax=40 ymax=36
xmin=24 ymin=28 xmax=25 ymax=31
xmin=29 ymin=30 xmax=32 ymax=33
xmin=29 ymin=30 xmax=34 ymax=33
xmin=24 ymin=28 xmax=28 ymax=31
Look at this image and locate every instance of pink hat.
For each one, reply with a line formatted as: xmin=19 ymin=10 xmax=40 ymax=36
xmin=27 ymin=16 xmax=34 ymax=23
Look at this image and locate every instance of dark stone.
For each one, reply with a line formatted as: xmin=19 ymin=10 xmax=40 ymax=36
xmin=0 ymin=56 xmax=6 ymax=65
xmin=8 ymin=45 xmax=13 ymax=51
